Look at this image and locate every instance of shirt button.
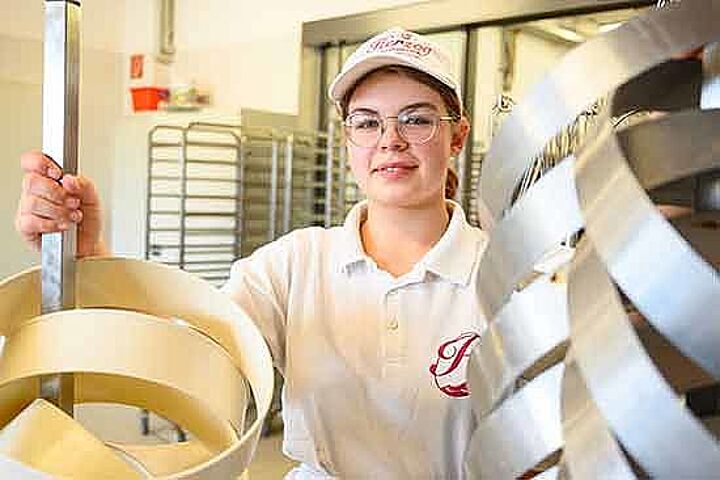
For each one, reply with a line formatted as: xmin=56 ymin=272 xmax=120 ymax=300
xmin=387 ymin=317 xmax=399 ymax=330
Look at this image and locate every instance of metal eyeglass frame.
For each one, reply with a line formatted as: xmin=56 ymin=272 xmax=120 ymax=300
xmin=343 ymin=110 xmax=457 ymax=148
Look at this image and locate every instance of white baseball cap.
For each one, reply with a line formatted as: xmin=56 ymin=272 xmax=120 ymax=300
xmin=328 ymin=27 xmax=462 ymax=112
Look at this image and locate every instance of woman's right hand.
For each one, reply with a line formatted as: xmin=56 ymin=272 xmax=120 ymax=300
xmin=15 ymin=151 xmax=107 ymax=257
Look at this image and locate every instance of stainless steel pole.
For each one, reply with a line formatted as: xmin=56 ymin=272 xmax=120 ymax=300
xmin=337 ymin=135 xmax=347 ymax=218
xmin=283 ymin=135 xmax=294 ymax=234
xmin=269 ymin=138 xmax=279 ymax=241
xmin=325 ymin=123 xmax=335 ymax=227
xmin=40 ymin=0 xmax=81 ymax=416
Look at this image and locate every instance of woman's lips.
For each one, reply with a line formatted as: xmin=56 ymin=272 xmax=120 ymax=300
xmin=372 ymin=164 xmax=418 ymax=179
xmin=372 ymin=162 xmax=419 ymax=173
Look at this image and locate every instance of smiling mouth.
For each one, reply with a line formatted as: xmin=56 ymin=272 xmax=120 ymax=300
xmin=372 ymin=165 xmax=418 ymax=174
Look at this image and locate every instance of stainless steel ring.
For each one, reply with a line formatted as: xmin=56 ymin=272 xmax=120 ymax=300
xmin=568 ymin=243 xmax=720 ymax=476
xmin=575 ymin=94 xmax=720 ymax=378
xmin=561 ymin=358 xmax=634 ymax=479
xmin=466 ymin=363 xmax=565 ymax=479
xmin=468 ymin=274 xmax=568 ymax=417
xmin=478 ymin=0 xmax=720 ymax=226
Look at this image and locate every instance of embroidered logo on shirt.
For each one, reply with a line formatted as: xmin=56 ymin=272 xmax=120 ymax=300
xmin=429 ymin=332 xmax=481 ymax=398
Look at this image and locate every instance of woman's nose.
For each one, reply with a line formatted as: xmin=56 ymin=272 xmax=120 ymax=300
xmin=378 ymin=119 xmax=408 ymax=150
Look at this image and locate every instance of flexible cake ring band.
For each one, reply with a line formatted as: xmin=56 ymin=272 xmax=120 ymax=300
xmin=0 ymin=258 xmax=274 ymax=479
xmin=477 ymin=0 xmax=720 ymax=225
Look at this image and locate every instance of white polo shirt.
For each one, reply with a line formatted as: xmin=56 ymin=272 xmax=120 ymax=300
xmin=222 ymin=200 xmax=488 ymax=478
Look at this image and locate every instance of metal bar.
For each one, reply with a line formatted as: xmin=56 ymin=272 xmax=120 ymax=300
xmin=151 ymin=139 xmax=245 ymax=150
xmin=318 ymin=44 xmax=329 ymax=132
xmin=150 ymin=158 xmax=240 ymax=167
xmin=150 ymin=142 xmax=183 ymax=148
xmin=178 ymin=129 xmax=189 ymax=269
xmin=153 ymin=228 xmax=238 ymax=234
xmin=183 ymin=265 xmax=231 ymax=272
xmin=197 ymin=275 xmax=232 ymax=281
xmin=337 ymin=136 xmax=347 ymax=217
xmin=458 ymin=27 xmax=478 ymax=208
xmin=152 ymin=193 xmax=239 ymax=200
xmin=151 ymin=245 xmax=236 ymax=252
xmin=166 ymin=260 xmax=234 ymax=266
xmin=158 ymin=0 xmax=176 ymax=62
xmin=151 ymin=175 xmax=243 ymax=184
xmin=145 ymin=129 xmax=155 ymax=261
xmin=324 ymin=122 xmax=335 ymax=227
xmin=235 ymin=136 xmax=246 ymax=258
xmin=283 ymin=135 xmax=294 ymax=233
xmin=184 ymin=140 xmax=243 ymax=149
xmin=151 ymin=125 xmax=186 ymax=133
xmin=269 ymin=139 xmax=279 ymax=241
xmin=150 ymin=211 xmax=238 ymax=217
xmin=40 ymin=0 xmax=81 ymax=416
xmin=184 ymin=267 xmax=232 ymax=274
xmin=188 ymin=121 xmax=242 ymax=130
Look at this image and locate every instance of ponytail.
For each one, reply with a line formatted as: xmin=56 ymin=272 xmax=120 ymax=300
xmin=445 ymin=166 xmax=459 ymax=200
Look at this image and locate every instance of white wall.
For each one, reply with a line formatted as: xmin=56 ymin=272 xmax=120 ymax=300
xmin=170 ymin=0 xmax=424 ymax=115
xmin=0 ymin=1 xmax=125 ymax=279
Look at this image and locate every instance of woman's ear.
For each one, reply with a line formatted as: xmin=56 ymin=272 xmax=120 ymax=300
xmin=450 ymin=117 xmax=470 ymax=156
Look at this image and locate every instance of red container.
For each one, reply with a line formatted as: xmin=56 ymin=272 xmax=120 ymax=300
xmin=130 ymin=87 xmax=167 ymax=111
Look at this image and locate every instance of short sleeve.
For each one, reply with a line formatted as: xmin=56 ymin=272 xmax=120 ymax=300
xmin=221 ymin=234 xmax=295 ymax=372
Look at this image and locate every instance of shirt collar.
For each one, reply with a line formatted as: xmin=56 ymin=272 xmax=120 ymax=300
xmin=338 ymin=200 xmax=485 ymax=285
xmin=338 ymin=201 xmax=370 ymax=271
xmin=419 ymin=200 xmax=485 ymax=286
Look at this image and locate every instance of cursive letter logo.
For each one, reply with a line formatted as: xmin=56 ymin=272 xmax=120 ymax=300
xmin=429 ymin=332 xmax=481 ymax=398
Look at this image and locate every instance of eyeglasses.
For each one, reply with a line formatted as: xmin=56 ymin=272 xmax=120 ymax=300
xmin=343 ymin=107 xmax=457 ymax=148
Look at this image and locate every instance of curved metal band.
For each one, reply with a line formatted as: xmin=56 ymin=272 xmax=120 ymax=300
xmin=76 ymin=259 xmax=274 ymax=479
xmin=561 ymin=359 xmax=634 ymax=480
xmin=0 ymin=310 xmax=246 ymax=434
xmin=0 ymin=258 xmax=275 ymax=479
xmin=0 ymin=373 xmax=236 ymax=478
xmin=0 ymin=397 xmax=147 ymax=478
xmin=568 ymin=243 xmax=720 ymax=476
xmin=478 ymin=0 xmax=720 ymax=224
xmin=467 ymin=275 xmax=568 ymax=417
xmin=575 ymin=100 xmax=720 ymax=378
xmin=465 ymin=363 xmax=564 ymax=479
xmin=619 ymin=109 xmax=720 ymax=191
xmin=477 ymin=107 xmax=720 ymax=319
xmin=476 ymin=159 xmax=581 ymax=317
xmin=0 ymin=311 xmax=242 ymax=477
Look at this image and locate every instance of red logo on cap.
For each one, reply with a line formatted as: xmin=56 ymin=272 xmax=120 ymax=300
xmin=429 ymin=332 xmax=481 ymax=398
xmin=366 ymin=33 xmax=432 ymax=57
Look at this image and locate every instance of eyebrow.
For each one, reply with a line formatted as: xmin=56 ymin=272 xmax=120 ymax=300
xmin=348 ymin=102 xmax=440 ymax=116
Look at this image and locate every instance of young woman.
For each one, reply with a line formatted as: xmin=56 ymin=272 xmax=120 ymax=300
xmin=16 ymin=28 xmax=488 ymax=478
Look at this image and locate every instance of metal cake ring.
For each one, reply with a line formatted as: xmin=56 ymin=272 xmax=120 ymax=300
xmin=0 ymin=258 xmax=274 ymax=478
xmin=477 ymin=0 xmax=720 ymax=227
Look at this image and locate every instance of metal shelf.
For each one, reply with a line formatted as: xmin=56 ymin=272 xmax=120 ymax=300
xmin=145 ymin=121 xmax=350 ymax=283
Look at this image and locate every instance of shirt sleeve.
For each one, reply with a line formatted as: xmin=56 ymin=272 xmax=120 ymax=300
xmin=220 ymin=234 xmax=294 ymax=372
